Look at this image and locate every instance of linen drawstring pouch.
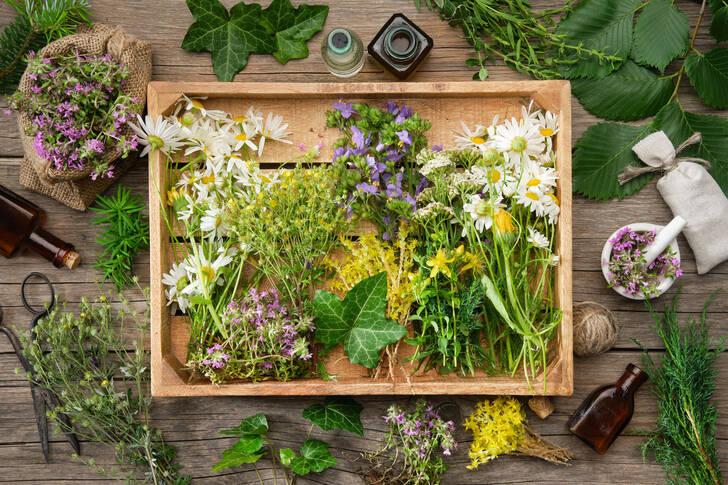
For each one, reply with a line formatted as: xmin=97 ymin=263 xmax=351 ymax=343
xmin=618 ymin=130 xmax=728 ymax=274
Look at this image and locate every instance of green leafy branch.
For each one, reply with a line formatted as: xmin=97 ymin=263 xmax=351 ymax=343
xmin=213 ymin=397 xmax=364 ymax=484
xmin=181 ymin=0 xmax=328 ymax=82
xmin=0 ymin=0 xmax=91 ymax=94
xmin=569 ymin=0 xmax=728 ymax=200
xmin=636 ymin=292 xmax=726 ymax=485
xmin=91 ymin=185 xmax=150 ymax=291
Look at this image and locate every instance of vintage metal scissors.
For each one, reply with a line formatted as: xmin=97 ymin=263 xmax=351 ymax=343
xmin=0 ymin=272 xmax=80 ymax=462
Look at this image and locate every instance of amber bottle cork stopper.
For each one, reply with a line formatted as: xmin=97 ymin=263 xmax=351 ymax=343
xmin=63 ymin=250 xmax=81 ymax=270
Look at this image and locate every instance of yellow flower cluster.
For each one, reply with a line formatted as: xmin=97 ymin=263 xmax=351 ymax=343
xmin=325 ymin=226 xmax=417 ymax=323
xmin=463 ymin=396 xmax=525 ymax=469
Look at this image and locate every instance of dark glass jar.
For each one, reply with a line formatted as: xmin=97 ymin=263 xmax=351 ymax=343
xmin=367 ymin=13 xmax=433 ymax=80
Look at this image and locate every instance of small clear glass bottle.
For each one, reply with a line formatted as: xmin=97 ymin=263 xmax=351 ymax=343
xmin=321 ymin=28 xmax=365 ymax=78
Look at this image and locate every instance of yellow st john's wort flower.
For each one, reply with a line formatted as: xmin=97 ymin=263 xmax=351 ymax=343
xmin=426 ymin=249 xmax=455 ymax=279
xmin=464 ymin=396 xmax=525 ymax=469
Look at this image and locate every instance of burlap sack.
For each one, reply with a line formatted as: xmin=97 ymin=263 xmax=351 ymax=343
xmin=17 ymin=24 xmax=152 ymax=210
xmin=620 ymin=130 xmax=728 ymax=274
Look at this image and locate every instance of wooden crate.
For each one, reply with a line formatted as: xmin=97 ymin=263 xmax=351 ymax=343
xmin=148 ymin=81 xmax=573 ymax=397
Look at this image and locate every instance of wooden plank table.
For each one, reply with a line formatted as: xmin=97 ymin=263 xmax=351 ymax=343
xmin=0 ymin=1 xmax=726 ymax=483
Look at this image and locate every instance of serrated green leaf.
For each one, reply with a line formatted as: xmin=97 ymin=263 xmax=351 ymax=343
xmin=572 ymin=121 xmax=655 ymax=200
xmin=708 ymin=0 xmax=728 ymax=42
xmin=314 ymin=272 xmax=407 ymax=369
xmin=219 ymin=413 xmax=269 ymax=437
xmin=653 ymin=102 xmax=728 ymax=195
xmin=684 ymin=49 xmax=728 ymax=109
xmin=182 ymin=0 xmax=274 ymax=82
xmin=555 ymin=0 xmax=640 ymax=79
xmin=290 ymin=439 xmax=337 ymax=475
xmin=302 ymin=397 xmax=364 ymax=436
xmin=572 ymin=60 xmax=674 ymax=120
xmin=279 ymin=448 xmax=296 ymax=466
xmin=260 ymin=0 xmax=329 ymax=64
xmin=632 ymin=0 xmax=689 ymax=72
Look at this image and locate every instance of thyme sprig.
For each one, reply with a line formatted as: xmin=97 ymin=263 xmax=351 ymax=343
xmin=637 ymin=293 xmax=726 ymax=485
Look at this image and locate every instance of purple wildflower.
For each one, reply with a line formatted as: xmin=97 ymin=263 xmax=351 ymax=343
xmin=333 ymin=99 xmax=357 ymax=119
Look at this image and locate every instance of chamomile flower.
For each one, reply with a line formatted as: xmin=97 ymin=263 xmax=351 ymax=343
xmin=178 ymin=94 xmax=228 ymax=122
xmin=491 ymin=117 xmax=545 ymax=164
xmin=200 ymin=206 xmax=228 ymax=239
xmin=128 ymin=114 xmax=184 ymax=157
xmin=462 ymin=193 xmax=505 ymax=233
xmin=520 ymin=99 xmax=540 ymax=127
xmin=162 ymin=261 xmax=191 ymax=312
xmin=536 ymin=110 xmax=559 ymax=151
xmin=515 ymin=186 xmax=543 ymax=214
xmin=541 ymin=192 xmax=560 ymax=224
xmin=231 ymin=120 xmax=258 ymax=152
xmin=527 ymin=227 xmax=549 ymax=249
xmin=182 ymin=247 xmax=234 ymax=294
xmin=453 ymin=122 xmax=487 ymax=152
xmin=521 ymin=163 xmax=558 ymax=194
xmin=239 ymin=107 xmax=264 ymax=133
xmin=258 ymin=112 xmax=292 ymax=156
xmin=472 ymin=165 xmax=518 ymax=197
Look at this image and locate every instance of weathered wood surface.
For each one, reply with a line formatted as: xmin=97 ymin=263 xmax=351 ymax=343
xmin=0 ymin=0 xmax=726 ymax=484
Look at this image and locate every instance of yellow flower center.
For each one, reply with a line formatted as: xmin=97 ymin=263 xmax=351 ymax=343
xmin=235 ymin=133 xmax=247 ymax=141
xmin=526 ymin=178 xmax=541 ymax=187
xmin=540 ymin=128 xmax=554 ymax=137
xmin=525 ymin=192 xmax=540 ymax=201
xmin=201 ymin=174 xmax=215 ymax=184
xmin=200 ymin=266 xmax=215 ymax=281
xmin=233 ymin=115 xmax=247 ymax=123
xmin=547 ymin=193 xmax=560 ymax=206
xmin=190 ymin=99 xmax=205 ymax=110
xmin=489 ymin=169 xmax=501 ymax=183
xmin=511 ymin=136 xmax=527 ymax=152
xmin=470 ymin=136 xmax=485 ymax=145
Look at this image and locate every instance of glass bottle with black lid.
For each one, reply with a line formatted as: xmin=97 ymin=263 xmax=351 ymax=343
xmin=367 ymin=13 xmax=433 ymax=80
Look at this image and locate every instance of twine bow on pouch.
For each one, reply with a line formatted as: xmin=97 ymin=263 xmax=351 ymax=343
xmin=618 ymin=131 xmax=710 ymax=185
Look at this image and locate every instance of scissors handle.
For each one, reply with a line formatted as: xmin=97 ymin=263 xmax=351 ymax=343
xmin=21 ymin=272 xmax=55 ymax=321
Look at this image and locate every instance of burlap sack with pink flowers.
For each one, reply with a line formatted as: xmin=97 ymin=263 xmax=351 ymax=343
xmin=18 ymin=24 xmax=152 ymax=210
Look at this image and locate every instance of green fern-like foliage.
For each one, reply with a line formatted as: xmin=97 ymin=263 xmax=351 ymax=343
xmin=0 ymin=0 xmax=92 ymax=94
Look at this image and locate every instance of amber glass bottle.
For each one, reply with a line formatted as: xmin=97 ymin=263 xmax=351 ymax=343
xmin=367 ymin=13 xmax=433 ymax=80
xmin=567 ymin=363 xmax=648 ymax=454
xmin=0 ymin=184 xmax=80 ymax=269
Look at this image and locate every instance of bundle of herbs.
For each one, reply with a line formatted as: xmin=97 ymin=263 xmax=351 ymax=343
xmin=637 ymin=294 xmax=726 ymax=485
xmin=20 ymin=291 xmax=189 ymax=484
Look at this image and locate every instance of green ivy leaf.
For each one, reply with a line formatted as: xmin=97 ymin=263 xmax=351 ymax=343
xmin=631 ymin=0 xmax=689 ymax=72
xmin=684 ymin=49 xmax=728 ymax=109
xmin=279 ymin=448 xmax=296 ymax=466
xmin=219 ymin=413 xmax=269 ymax=437
xmin=290 ymin=439 xmax=337 ymax=475
xmin=572 ymin=121 xmax=655 ymax=200
xmin=571 ymin=60 xmax=674 ymax=121
xmin=259 ymin=0 xmax=328 ymax=64
xmin=314 ymin=272 xmax=407 ymax=369
xmin=302 ymin=397 xmax=364 ymax=436
xmin=182 ymin=0 xmax=274 ymax=82
xmin=212 ymin=439 xmax=265 ymax=472
xmin=554 ymin=0 xmax=640 ymax=79
xmin=653 ymin=102 xmax=728 ymax=194
xmin=708 ymin=0 xmax=728 ymax=42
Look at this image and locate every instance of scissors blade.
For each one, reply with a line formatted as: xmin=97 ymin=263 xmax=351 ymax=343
xmin=40 ymin=390 xmax=80 ymax=455
xmin=30 ymin=386 xmax=49 ymax=462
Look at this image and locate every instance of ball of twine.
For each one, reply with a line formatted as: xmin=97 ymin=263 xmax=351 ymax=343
xmin=573 ymin=301 xmax=620 ymax=357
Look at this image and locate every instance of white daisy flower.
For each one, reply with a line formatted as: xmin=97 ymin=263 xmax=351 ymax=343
xmin=472 ymin=165 xmax=519 ymax=197
xmin=231 ymin=121 xmax=258 ymax=152
xmin=258 ymin=112 xmax=292 ymax=156
xmin=192 ymin=168 xmax=224 ymax=200
xmin=527 ymin=227 xmax=549 ymax=249
xmin=200 ymin=205 xmax=228 ymax=239
xmin=462 ymin=193 xmax=505 ymax=234
xmin=515 ymin=186 xmax=544 ymax=214
xmin=182 ymin=247 xmax=234 ymax=294
xmin=522 ymin=163 xmax=558 ymax=194
xmin=520 ymin=99 xmax=540 ymax=127
xmin=536 ymin=110 xmax=559 ymax=151
xmin=162 ymin=261 xmax=191 ymax=313
xmin=128 ymin=114 xmax=184 ymax=158
xmin=178 ymin=94 xmax=229 ymax=122
xmin=453 ymin=121 xmax=487 ymax=152
xmin=491 ymin=117 xmax=545 ymax=164
xmin=541 ymin=192 xmax=561 ymax=224
xmin=550 ymin=254 xmax=560 ymax=267
xmin=237 ymin=107 xmax=264 ymax=134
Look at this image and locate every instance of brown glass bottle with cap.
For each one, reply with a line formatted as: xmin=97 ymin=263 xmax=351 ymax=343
xmin=567 ymin=363 xmax=647 ymax=454
xmin=368 ymin=13 xmax=433 ymax=80
xmin=0 ymin=184 xmax=80 ymax=269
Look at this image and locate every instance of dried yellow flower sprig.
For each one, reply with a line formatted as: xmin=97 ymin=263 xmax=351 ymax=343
xmin=464 ymin=396 xmax=572 ymax=469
